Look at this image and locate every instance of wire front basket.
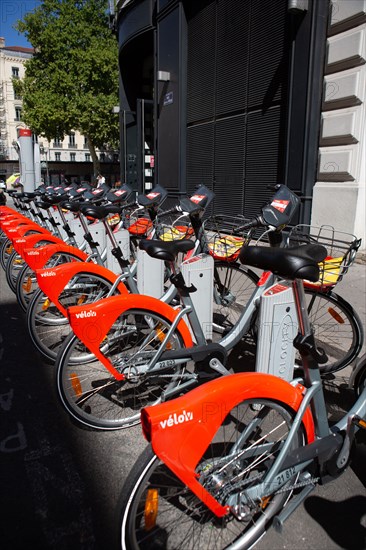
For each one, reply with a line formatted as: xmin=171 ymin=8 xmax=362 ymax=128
xmin=125 ymin=205 xmax=154 ymax=237
xmin=287 ymin=224 xmax=361 ymax=288
xmin=156 ymin=211 xmax=194 ymax=242
xmin=204 ymin=215 xmax=253 ymax=261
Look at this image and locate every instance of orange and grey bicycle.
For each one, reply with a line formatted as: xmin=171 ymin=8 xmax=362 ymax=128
xmin=117 ymin=243 xmax=366 ymax=549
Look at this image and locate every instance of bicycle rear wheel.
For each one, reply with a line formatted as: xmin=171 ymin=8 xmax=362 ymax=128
xmin=27 ymin=271 xmax=117 ymax=362
xmin=118 ymin=398 xmax=304 ymax=549
xmin=56 ymin=309 xmax=186 ymax=430
xmin=302 ymin=288 xmax=363 ymax=374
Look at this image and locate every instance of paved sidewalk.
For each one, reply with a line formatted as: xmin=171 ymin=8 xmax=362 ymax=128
xmin=0 ymin=208 xmax=365 ymax=549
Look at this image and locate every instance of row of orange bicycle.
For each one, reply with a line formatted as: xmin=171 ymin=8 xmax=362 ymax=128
xmin=1 ymin=181 xmax=365 ymax=549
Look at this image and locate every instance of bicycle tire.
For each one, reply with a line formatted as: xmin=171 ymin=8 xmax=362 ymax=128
xmin=5 ymin=249 xmax=25 ymax=292
xmin=56 ymin=308 xmax=187 ymax=430
xmin=118 ymin=397 xmax=304 ymax=549
xmin=302 ymin=288 xmax=364 ymax=374
xmin=212 ymin=262 xmax=259 ymax=342
xmin=0 ymin=238 xmax=13 ymax=270
xmin=27 ymin=271 xmax=118 ymax=362
xmin=16 ymin=263 xmax=40 ymax=311
xmin=353 ymin=354 xmax=366 ymax=397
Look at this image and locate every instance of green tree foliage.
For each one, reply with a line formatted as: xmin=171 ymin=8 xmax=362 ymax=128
xmin=15 ymin=0 xmax=119 ymax=175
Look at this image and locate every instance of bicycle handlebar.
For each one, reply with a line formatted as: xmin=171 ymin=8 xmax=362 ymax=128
xmin=234 ymin=216 xmax=264 ymax=233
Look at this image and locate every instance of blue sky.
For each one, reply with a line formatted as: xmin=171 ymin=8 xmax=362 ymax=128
xmin=0 ymin=1 xmax=40 ymax=48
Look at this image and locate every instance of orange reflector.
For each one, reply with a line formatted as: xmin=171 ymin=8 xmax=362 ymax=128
xmin=260 ymin=496 xmax=271 ymax=509
xmin=77 ymin=294 xmax=87 ymax=305
xmin=144 ymin=488 xmax=159 ymax=531
xmin=23 ymin=277 xmax=32 ymax=293
xmin=156 ymin=325 xmax=172 ymax=350
xmin=328 ymin=307 xmax=345 ymax=324
xmin=70 ymin=373 xmax=82 ymax=397
xmin=42 ymin=298 xmax=51 ymax=311
xmin=6 ymin=245 xmax=13 ymax=254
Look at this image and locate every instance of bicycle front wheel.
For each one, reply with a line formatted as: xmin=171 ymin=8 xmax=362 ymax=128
xmin=303 ymin=288 xmax=364 ymax=374
xmin=56 ymin=309 xmax=186 ymax=430
xmin=118 ymin=398 xmax=304 ymax=549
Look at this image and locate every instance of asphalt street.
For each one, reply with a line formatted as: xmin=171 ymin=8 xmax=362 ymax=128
xmin=0 ymin=211 xmax=365 ymax=550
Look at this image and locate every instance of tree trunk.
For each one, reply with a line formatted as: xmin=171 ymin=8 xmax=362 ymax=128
xmin=86 ymin=135 xmax=100 ymax=181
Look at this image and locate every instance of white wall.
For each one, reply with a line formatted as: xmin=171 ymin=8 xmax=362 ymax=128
xmin=311 ymin=0 xmax=366 ymax=251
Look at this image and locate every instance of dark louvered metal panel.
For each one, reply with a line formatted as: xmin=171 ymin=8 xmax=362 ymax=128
xmin=245 ymin=106 xmax=284 ymax=217
xmin=248 ymin=0 xmax=288 ymax=109
xmin=186 ymin=123 xmax=214 ymax=196
xmin=213 ymin=115 xmax=246 ymax=215
xmin=186 ymin=0 xmax=289 ymax=219
xmin=186 ymin=1 xmax=216 ymax=124
xmin=216 ymin=0 xmax=250 ymax=117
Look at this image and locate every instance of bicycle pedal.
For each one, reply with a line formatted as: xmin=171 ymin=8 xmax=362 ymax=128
xmin=352 ymin=415 xmax=366 ymax=430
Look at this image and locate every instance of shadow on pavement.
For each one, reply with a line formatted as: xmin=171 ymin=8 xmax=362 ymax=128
xmin=0 ymin=300 xmax=99 ymax=549
xmin=304 ymin=495 xmax=366 ymax=549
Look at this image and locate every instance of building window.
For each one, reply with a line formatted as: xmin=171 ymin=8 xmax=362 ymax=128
xmin=113 ymin=153 xmax=119 ymax=162
xmin=68 ymin=132 xmax=76 ymax=148
xmin=15 ymin=107 xmax=22 ymax=121
xmin=13 ymin=87 xmax=21 ymax=100
xmin=84 ymin=136 xmax=88 ymax=149
xmin=53 ymin=138 xmax=63 ymax=148
xmin=70 ymin=153 xmax=76 ymax=162
xmin=12 ymin=67 xmax=20 ymax=79
xmin=55 ymin=152 xmax=61 ymax=162
xmin=100 ymin=153 xmax=105 ymax=162
xmin=85 ymin=153 xmax=90 ymax=162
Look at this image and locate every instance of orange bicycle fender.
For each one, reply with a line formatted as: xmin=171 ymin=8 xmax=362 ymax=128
xmin=141 ymin=372 xmax=315 ymax=517
xmin=1 ymin=215 xmax=28 ymax=229
xmin=23 ymin=242 xmax=88 ymax=269
xmin=35 ymin=262 xmax=128 ymax=316
xmin=67 ymin=295 xmax=194 ymax=381
xmin=0 ymin=207 xmax=19 ymax=220
xmin=14 ymin=234 xmax=62 ymax=257
xmin=6 ymin=224 xmax=50 ymax=241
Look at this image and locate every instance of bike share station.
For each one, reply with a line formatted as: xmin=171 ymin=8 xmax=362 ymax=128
xmin=1 ymin=130 xmax=365 ymax=550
